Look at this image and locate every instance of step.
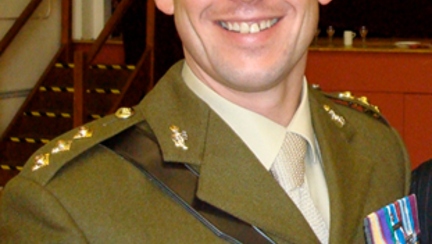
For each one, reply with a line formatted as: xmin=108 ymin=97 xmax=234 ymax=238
xmin=0 ymin=170 xmax=19 ymax=187
xmin=24 ymin=92 xmax=119 ymax=116
xmin=0 ymin=141 xmax=41 ymax=186
xmin=0 ymin=141 xmax=42 ymax=165
xmin=5 ymin=116 xmax=72 ymax=140
xmin=72 ymin=41 xmax=126 ymax=64
xmin=43 ymin=64 xmax=133 ymax=91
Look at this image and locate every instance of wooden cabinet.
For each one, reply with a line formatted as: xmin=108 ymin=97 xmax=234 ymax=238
xmin=306 ymin=43 xmax=432 ymax=169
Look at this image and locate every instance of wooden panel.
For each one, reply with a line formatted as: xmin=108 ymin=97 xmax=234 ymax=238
xmin=73 ymin=42 xmax=125 ymax=64
xmin=306 ymin=51 xmax=432 ymax=94
xmin=404 ymin=95 xmax=432 ymax=169
xmin=354 ymin=92 xmax=404 ymax=138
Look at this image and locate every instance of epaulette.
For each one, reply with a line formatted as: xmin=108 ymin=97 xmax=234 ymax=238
xmin=20 ymin=107 xmax=145 ymax=186
xmin=312 ymin=85 xmax=389 ymax=126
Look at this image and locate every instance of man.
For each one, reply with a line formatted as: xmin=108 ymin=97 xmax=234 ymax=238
xmin=410 ymin=159 xmax=432 ymax=243
xmin=0 ymin=0 xmax=410 ymax=243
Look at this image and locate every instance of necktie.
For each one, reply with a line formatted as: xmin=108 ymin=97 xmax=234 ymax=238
xmin=271 ymin=132 xmax=329 ymax=244
xmin=271 ymin=132 xmax=306 ymax=189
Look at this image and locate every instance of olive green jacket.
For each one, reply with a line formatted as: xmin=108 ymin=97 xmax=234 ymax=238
xmin=0 ymin=61 xmax=410 ymax=244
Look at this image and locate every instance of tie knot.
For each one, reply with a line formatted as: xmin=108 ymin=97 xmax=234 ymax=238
xmin=271 ymin=132 xmax=307 ymax=189
xmin=283 ymin=133 xmax=307 ymax=163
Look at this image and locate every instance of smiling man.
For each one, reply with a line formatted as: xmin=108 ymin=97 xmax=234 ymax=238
xmin=0 ymin=0 xmax=410 ymax=243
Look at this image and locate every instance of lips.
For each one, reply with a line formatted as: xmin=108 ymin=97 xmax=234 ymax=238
xmin=219 ymin=18 xmax=279 ymax=34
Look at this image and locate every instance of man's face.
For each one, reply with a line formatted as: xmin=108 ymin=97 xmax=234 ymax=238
xmin=156 ymin=0 xmax=331 ymax=93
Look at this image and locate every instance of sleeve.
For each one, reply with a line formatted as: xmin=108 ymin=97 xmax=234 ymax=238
xmin=0 ymin=176 xmax=89 ymax=244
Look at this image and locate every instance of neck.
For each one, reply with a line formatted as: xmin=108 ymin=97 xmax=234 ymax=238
xmin=223 ymin=76 xmax=303 ymax=127
xmin=186 ymin=56 xmax=307 ymax=127
xmin=209 ymin=60 xmax=306 ymax=127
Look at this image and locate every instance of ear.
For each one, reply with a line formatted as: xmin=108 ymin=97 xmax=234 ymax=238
xmin=318 ymin=0 xmax=332 ymax=5
xmin=154 ymin=0 xmax=174 ymax=15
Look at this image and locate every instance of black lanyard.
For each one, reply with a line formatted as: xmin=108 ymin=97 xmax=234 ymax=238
xmin=103 ymin=125 xmax=275 ymax=244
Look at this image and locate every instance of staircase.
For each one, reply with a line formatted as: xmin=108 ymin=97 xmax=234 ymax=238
xmin=0 ymin=46 xmax=151 ymax=186
xmin=0 ymin=0 xmax=157 ymax=187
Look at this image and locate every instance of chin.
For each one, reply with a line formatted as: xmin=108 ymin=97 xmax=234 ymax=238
xmin=219 ymin=69 xmax=284 ymax=93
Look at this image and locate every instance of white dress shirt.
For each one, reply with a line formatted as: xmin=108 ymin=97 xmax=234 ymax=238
xmin=182 ymin=63 xmax=330 ymax=226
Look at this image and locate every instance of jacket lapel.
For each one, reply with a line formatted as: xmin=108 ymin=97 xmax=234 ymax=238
xmin=309 ymin=89 xmax=374 ymax=243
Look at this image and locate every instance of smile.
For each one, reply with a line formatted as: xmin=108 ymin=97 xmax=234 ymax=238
xmin=219 ymin=18 xmax=279 ymax=34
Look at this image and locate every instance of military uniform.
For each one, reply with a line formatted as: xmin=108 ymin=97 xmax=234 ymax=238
xmin=0 ymin=61 xmax=410 ymax=243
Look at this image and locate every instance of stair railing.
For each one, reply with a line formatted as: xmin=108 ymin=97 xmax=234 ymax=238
xmin=74 ymin=0 xmax=155 ymax=127
xmin=0 ymin=0 xmax=73 ymax=141
xmin=73 ymin=0 xmax=135 ymax=127
xmin=0 ymin=0 xmax=44 ymax=57
xmin=109 ymin=0 xmax=156 ymax=112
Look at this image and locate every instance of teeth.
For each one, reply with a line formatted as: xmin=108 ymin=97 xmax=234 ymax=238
xmin=220 ymin=18 xmax=279 ymax=34
xmin=240 ymin=22 xmax=249 ymax=33
xmin=259 ymin=21 xmax=267 ymax=30
xmin=250 ymin=23 xmax=260 ymax=34
xmin=220 ymin=21 xmax=228 ymax=29
xmin=232 ymin=22 xmax=240 ymax=32
xmin=266 ymin=20 xmax=272 ymax=28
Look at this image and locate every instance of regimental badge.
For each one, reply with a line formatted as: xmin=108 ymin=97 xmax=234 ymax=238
xmin=51 ymin=140 xmax=73 ymax=154
xmin=73 ymin=126 xmax=93 ymax=139
xmin=32 ymin=154 xmax=50 ymax=171
xmin=170 ymin=125 xmax=188 ymax=150
xmin=323 ymin=104 xmax=346 ymax=128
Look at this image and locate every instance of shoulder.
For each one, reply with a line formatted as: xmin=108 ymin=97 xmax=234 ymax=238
xmin=17 ymin=107 xmax=145 ymax=186
xmin=309 ymin=86 xmax=407 ymax=155
xmin=309 ymin=85 xmax=390 ymax=128
xmin=323 ymin=90 xmax=389 ymax=126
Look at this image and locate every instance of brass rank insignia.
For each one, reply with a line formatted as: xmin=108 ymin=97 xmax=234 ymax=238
xmin=51 ymin=140 xmax=73 ymax=154
xmin=32 ymin=154 xmax=50 ymax=171
xmin=73 ymin=126 xmax=93 ymax=139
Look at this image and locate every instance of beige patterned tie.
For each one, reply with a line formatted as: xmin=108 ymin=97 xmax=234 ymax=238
xmin=271 ymin=132 xmax=329 ymax=244
xmin=271 ymin=132 xmax=306 ymax=189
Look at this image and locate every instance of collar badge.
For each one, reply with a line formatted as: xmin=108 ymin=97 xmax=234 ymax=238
xmin=323 ymin=105 xmax=346 ymax=128
xmin=170 ymin=125 xmax=188 ymax=150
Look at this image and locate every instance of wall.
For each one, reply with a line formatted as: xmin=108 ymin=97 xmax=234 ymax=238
xmin=72 ymin=0 xmax=111 ymax=40
xmin=0 ymin=0 xmax=61 ymax=137
xmin=319 ymin=0 xmax=432 ymax=38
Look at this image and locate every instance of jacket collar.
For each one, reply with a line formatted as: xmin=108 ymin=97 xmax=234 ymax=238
xmin=139 ymin=61 xmax=374 ymax=243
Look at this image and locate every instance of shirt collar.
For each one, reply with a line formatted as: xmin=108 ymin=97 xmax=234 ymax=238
xmin=182 ymin=63 xmax=317 ymax=170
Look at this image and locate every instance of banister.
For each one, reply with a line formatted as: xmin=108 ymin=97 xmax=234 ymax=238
xmin=73 ymin=51 xmax=86 ymax=127
xmin=145 ymin=0 xmax=155 ymax=50
xmin=108 ymin=0 xmax=156 ymax=113
xmin=85 ymin=0 xmax=134 ymax=66
xmin=73 ymin=0 xmax=135 ymax=126
xmin=61 ymin=0 xmax=73 ymax=62
xmin=0 ymin=0 xmax=44 ymax=56
xmin=0 ymin=45 xmax=67 ymax=139
xmin=109 ymin=47 xmax=152 ymax=114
